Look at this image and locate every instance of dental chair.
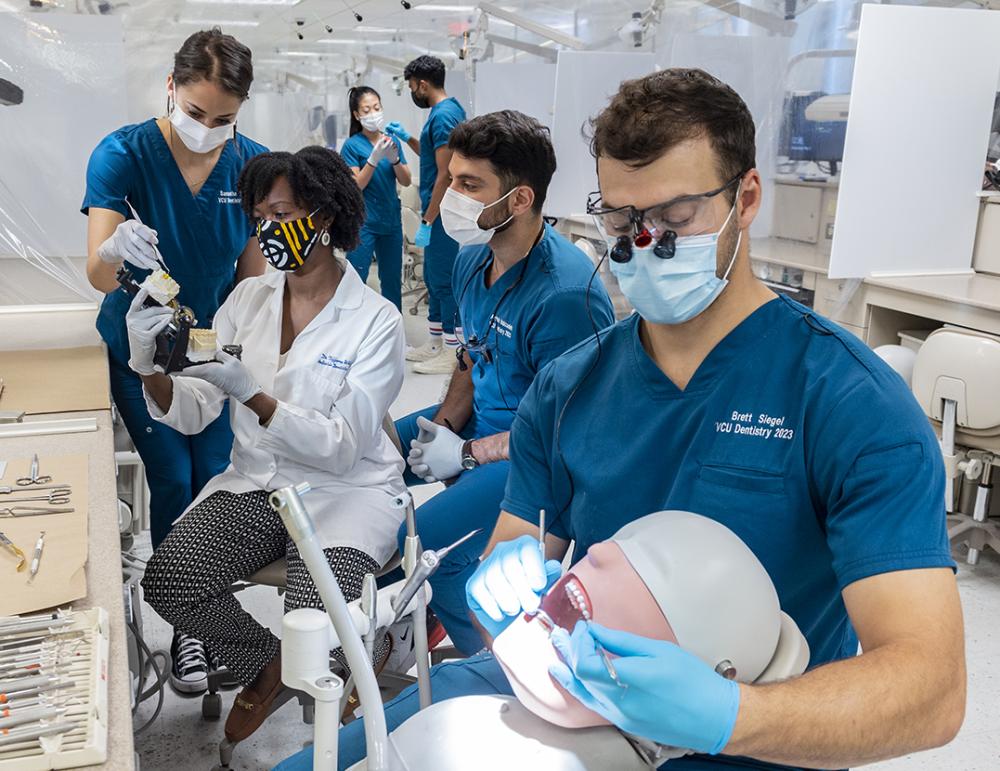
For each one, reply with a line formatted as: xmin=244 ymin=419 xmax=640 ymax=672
xmin=911 ymin=327 xmax=1000 ymax=565
xmin=400 ymin=206 xmax=428 ymax=316
xmin=202 ymin=415 xmax=416 ymax=770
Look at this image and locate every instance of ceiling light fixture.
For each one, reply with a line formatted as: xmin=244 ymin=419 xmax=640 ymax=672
xmin=187 ymin=0 xmax=301 ymax=6
xmin=177 ymin=18 xmax=261 ymax=27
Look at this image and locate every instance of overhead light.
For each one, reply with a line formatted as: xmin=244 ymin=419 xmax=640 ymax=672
xmin=279 ymin=51 xmax=329 ymax=57
xmin=187 ymin=0 xmax=301 ymax=6
xmin=318 ymin=38 xmax=392 ymax=45
xmin=411 ymin=4 xmax=475 ymax=11
xmin=177 ymin=18 xmax=261 ymax=26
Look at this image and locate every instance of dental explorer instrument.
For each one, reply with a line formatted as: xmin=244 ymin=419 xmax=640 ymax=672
xmin=390 ymin=528 xmax=483 ymax=624
xmin=125 ymin=197 xmax=170 ymax=272
xmin=16 ymin=455 xmax=51 ymax=487
xmin=538 ymin=508 xmax=546 ymax=558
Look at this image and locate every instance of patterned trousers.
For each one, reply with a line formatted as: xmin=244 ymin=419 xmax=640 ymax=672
xmin=142 ymin=489 xmax=387 ymax=686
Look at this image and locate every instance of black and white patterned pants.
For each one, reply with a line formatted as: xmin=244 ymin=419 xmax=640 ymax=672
xmin=142 ymin=489 xmax=388 ymax=686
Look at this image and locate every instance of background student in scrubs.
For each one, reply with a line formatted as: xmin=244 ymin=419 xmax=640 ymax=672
xmin=81 ymin=28 xmax=268 ymax=695
xmin=385 ymin=55 xmax=467 ymax=373
xmin=341 ymin=85 xmax=411 ymax=311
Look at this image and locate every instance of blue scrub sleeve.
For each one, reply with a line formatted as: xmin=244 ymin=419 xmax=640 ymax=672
xmin=501 ymin=368 xmax=569 ymax=540
xmin=525 ymin=287 xmax=614 ymax=374
xmin=430 ymin=110 xmax=460 ymax=151
xmin=809 ymin=375 xmax=955 ymax=590
xmin=340 ymin=138 xmax=365 ymax=169
xmin=81 ymin=136 xmax=132 ymax=218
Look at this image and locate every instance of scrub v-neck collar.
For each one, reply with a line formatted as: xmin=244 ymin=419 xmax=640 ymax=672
xmin=146 ymin=118 xmax=229 ymax=203
xmin=629 ymin=296 xmax=782 ymax=400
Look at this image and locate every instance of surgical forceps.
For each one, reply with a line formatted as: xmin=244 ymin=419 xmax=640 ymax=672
xmin=0 ymin=491 xmax=71 ymax=506
xmin=1 ymin=507 xmax=74 ymax=518
xmin=0 ymin=532 xmax=25 ymax=572
xmin=16 ymin=455 xmax=51 ymax=487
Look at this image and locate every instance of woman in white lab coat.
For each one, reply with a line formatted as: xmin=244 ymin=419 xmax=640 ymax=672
xmin=135 ymin=146 xmax=406 ymax=742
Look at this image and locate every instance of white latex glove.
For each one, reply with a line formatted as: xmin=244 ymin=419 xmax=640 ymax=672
xmin=367 ymin=135 xmax=396 ymax=167
xmin=184 ymin=350 xmax=262 ymax=404
xmin=98 ymin=219 xmax=160 ymax=271
xmin=385 ymin=138 xmax=400 ymax=165
xmin=407 ymin=415 xmax=465 ymax=483
xmin=125 ymin=288 xmax=173 ymax=376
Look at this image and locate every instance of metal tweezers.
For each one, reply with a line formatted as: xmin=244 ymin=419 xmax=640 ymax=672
xmin=0 ymin=506 xmax=74 ymax=518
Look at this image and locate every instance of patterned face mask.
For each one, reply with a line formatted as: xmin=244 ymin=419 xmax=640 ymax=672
xmin=256 ymin=209 xmax=322 ymax=271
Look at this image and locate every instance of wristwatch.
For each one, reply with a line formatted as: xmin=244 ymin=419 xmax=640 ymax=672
xmin=461 ymin=440 xmax=479 ymax=471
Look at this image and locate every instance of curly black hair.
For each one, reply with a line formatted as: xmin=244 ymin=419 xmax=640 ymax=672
xmin=237 ymin=145 xmax=365 ymax=252
xmin=449 ymin=110 xmax=556 ymax=214
xmin=403 ymin=55 xmax=446 ymax=88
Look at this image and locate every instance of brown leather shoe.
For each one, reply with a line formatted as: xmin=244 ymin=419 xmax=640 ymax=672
xmin=224 ymin=654 xmax=285 ymax=743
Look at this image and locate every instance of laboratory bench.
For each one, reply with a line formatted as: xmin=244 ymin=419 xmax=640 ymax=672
xmin=0 ymin=351 xmax=136 ymax=769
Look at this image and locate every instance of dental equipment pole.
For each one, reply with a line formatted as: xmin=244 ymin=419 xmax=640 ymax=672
xmin=395 ymin=492 xmax=432 ymax=710
xmin=270 ymin=483 xmax=393 ymax=771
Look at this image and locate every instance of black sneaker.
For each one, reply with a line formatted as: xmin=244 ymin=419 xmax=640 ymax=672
xmin=170 ymin=630 xmax=209 ymax=694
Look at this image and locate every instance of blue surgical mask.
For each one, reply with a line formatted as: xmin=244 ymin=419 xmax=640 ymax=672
xmin=608 ymin=201 xmax=741 ymax=325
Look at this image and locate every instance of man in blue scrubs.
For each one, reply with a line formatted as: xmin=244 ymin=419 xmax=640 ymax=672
xmin=278 ymin=69 xmax=965 ymax=771
xmin=385 ymin=55 xmax=468 ymax=373
xmin=82 ymin=28 xmax=268 ymax=695
xmin=392 ymin=110 xmax=615 ymax=656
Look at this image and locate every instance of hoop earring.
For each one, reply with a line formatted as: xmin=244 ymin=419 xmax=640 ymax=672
xmin=320 ymin=231 xmax=331 ymax=246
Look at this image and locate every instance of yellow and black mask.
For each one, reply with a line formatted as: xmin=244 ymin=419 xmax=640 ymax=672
xmin=257 ymin=209 xmax=321 ymax=271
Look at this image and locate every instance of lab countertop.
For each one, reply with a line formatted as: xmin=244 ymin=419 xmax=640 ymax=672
xmin=749 ymin=238 xmax=831 ymax=275
xmin=865 ymin=272 xmax=1000 ymax=313
xmin=0 ymin=410 xmax=135 ymax=770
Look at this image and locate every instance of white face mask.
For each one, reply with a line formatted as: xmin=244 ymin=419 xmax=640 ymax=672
xmin=169 ymin=97 xmax=235 ymax=154
xmin=360 ymin=111 xmax=386 ymax=133
xmin=440 ymin=187 xmax=517 ymax=246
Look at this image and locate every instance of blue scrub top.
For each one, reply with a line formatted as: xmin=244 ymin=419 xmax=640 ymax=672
xmin=504 ymin=296 xmax=954 ymax=770
xmin=418 ymin=97 xmax=466 ymax=213
xmin=340 ymin=132 xmax=407 ymax=235
xmin=453 ymin=223 xmax=615 ymax=437
xmin=81 ymin=119 xmax=268 ymax=365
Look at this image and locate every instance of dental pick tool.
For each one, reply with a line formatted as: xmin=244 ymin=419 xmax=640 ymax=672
xmin=125 ymin=198 xmax=169 ymax=272
xmin=391 ymin=528 xmax=483 ymax=623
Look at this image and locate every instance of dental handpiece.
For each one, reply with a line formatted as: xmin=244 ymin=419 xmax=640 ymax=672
xmin=390 ymin=528 xmax=483 ymax=624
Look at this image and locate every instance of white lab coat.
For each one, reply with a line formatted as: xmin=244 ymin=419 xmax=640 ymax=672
xmin=144 ymin=257 xmax=407 ymax=566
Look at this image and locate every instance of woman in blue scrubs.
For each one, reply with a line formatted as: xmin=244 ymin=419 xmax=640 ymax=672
xmin=81 ymin=28 xmax=267 ymax=694
xmin=340 ymin=86 xmax=411 ymax=311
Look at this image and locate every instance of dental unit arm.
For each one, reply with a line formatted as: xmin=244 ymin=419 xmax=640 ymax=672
xmin=116 ymin=266 xmax=242 ymax=374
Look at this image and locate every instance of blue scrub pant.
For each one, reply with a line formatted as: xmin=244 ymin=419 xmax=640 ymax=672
xmin=272 ymin=653 xmax=514 ymax=771
xmin=109 ymin=356 xmax=233 ymax=548
xmin=394 ymin=406 xmax=510 ymax=656
xmin=346 ymin=225 xmax=403 ymax=312
xmin=423 ymin=218 xmax=459 ymax=334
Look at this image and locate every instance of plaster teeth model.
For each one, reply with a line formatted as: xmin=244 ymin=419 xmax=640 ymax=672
xmin=141 ymin=269 xmax=180 ymax=306
xmin=187 ymin=329 xmax=218 ymax=362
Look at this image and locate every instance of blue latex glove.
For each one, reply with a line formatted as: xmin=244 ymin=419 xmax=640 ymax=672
xmin=465 ymin=534 xmax=563 ymax=639
xmin=549 ymin=621 xmax=741 ymax=756
xmin=414 ymin=221 xmax=432 ymax=247
xmin=385 ymin=121 xmax=411 ymax=142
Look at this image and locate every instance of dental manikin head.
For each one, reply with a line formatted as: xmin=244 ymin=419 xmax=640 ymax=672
xmin=492 ymin=510 xmax=810 ymax=729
